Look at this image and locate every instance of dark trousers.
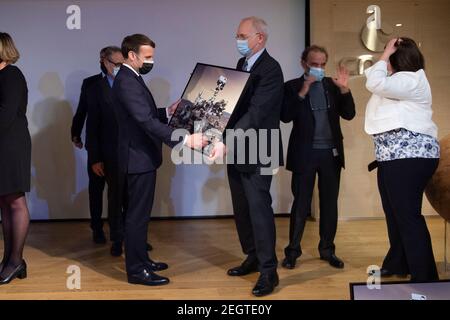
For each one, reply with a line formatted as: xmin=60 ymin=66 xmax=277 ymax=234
xmin=227 ymin=164 xmax=277 ymax=274
xmin=377 ymin=158 xmax=439 ymax=282
xmin=88 ymin=159 xmax=124 ymax=243
xmin=285 ymin=149 xmax=341 ymax=259
xmin=123 ymin=170 xmax=156 ymax=275
xmin=104 ymin=162 xmax=124 ymax=243
xmin=87 ymin=163 xmax=106 ymax=232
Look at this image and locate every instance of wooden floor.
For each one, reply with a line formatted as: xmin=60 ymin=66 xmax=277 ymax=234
xmin=0 ymin=216 xmax=448 ymax=300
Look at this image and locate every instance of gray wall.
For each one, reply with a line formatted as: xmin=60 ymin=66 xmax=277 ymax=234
xmin=0 ymin=0 xmax=305 ymax=219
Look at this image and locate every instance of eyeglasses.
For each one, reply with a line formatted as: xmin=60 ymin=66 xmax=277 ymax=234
xmin=106 ymin=59 xmax=122 ymax=68
xmin=235 ymin=33 xmax=259 ymax=41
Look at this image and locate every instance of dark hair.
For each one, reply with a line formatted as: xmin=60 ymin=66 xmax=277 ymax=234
xmin=301 ymin=45 xmax=328 ymax=62
xmin=100 ymin=46 xmax=121 ymax=60
xmin=121 ymin=34 xmax=155 ymax=59
xmin=389 ymin=37 xmax=425 ymax=72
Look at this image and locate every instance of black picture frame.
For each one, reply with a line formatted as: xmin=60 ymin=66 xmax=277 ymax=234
xmin=168 ymin=63 xmax=251 ymax=155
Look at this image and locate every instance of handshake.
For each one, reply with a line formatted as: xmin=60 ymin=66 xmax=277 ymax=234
xmin=183 ymin=133 xmax=227 ymax=161
xmin=167 ymin=99 xmax=227 ymax=161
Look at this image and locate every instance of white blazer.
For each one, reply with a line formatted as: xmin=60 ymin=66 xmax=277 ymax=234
xmin=364 ymin=60 xmax=438 ymax=138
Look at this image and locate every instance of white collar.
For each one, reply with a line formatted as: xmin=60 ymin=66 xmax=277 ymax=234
xmin=123 ymin=63 xmax=140 ymax=77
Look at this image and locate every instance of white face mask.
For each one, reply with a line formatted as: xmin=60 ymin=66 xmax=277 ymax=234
xmin=112 ymin=66 xmax=120 ymax=77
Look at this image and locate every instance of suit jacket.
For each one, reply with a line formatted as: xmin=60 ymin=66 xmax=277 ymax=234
xmin=86 ymin=76 xmax=119 ymax=166
xmin=225 ymin=49 xmax=284 ymax=173
xmin=112 ymin=65 xmax=179 ymax=174
xmin=71 ymin=73 xmax=103 ymax=142
xmin=281 ymin=76 xmax=356 ymax=173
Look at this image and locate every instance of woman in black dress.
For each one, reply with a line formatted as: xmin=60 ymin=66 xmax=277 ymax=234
xmin=0 ymin=32 xmax=31 ymax=285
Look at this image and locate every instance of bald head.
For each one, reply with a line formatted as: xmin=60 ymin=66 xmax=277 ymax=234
xmin=236 ymin=16 xmax=268 ymax=57
xmin=240 ymin=16 xmax=268 ymax=42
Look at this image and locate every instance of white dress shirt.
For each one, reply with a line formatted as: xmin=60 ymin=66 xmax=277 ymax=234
xmin=122 ymin=63 xmax=140 ymax=76
xmin=364 ymin=60 xmax=438 ymax=138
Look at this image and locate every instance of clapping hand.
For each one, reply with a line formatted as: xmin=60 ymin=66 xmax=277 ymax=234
xmin=298 ymin=74 xmax=316 ymax=98
xmin=332 ymin=65 xmax=350 ymax=94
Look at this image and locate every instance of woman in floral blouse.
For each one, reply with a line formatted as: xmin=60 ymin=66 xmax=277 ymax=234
xmin=364 ymin=37 xmax=439 ymax=282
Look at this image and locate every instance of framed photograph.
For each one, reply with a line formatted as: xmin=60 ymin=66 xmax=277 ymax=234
xmin=169 ymin=63 xmax=251 ymax=155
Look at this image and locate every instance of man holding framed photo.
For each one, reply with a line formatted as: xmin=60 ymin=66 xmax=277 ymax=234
xmin=211 ymin=16 xmax=284 ymax=297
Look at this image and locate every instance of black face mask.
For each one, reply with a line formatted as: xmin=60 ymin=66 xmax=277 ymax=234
xmin=100 ymin=62 xmax=107 ymax=75
xmin=139 ymin=61 xmax=153 ymax=75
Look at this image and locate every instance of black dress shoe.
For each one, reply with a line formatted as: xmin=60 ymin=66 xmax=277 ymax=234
xmin=281 ymin=256 xmax=296 ymax=269
xmin=127 ymin=269 xmax=169 ymax=286
xmin=252 ymin=272 xmax=279 ymax=297
xmin=110 ymin=241 xmax=123 ymax=257
xmin=146 ymin=243 xmax=153 ymax=251
xmin=320 ymin=254 xmax=344 ymax=269
xmin=0 ymin=260 xmax=27 ymax=285
xmin=93 ymin=229 xmax=106 ymax=244
xmin=368 ymin=268 xmax=408 ymax=278
xmin=146 ymin=259 xmax=168 ymax=272
xmin=227 ymin=260 xmax=258 ymax=276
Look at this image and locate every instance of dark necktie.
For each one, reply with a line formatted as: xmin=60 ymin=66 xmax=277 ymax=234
xmin=242 ymin=60 xmax=248 ymax=71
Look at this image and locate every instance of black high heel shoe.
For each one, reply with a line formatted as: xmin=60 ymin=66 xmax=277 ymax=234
xmin=0 ymin=260 xmax=27 ymax=285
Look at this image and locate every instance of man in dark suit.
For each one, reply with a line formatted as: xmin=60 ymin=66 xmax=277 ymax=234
xmin=211 ymin=17 xmax=284 ymax=297
xmin=86 ymin=46 xmax=127 ymax=257
xmin=281 ymin=45 xmax=355 ymax=270
xmin=79 ymin=47 xmax=154 ymax=253
xmin=112 ymin=34 xmax=207 ymax=286
xmin=71 ymin=48 xmax=107 ymax=244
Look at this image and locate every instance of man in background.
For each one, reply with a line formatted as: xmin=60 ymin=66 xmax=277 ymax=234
xmin=280 ymin=45 xmax=355 ymax=270
xmin=71 ymin=48 xmax=107 ymax=244
xmin=86 ymin=46 xmax=125 ymax=256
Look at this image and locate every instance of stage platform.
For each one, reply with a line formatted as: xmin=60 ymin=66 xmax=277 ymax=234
xmin=0 ymin=216 xmax=447 ymax=299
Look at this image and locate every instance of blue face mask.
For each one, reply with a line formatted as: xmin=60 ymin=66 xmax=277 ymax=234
xmin=307 ymin=66 xmax=325 ymax=82
xmin=236 ymin=39 xmax=252 ymax=57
